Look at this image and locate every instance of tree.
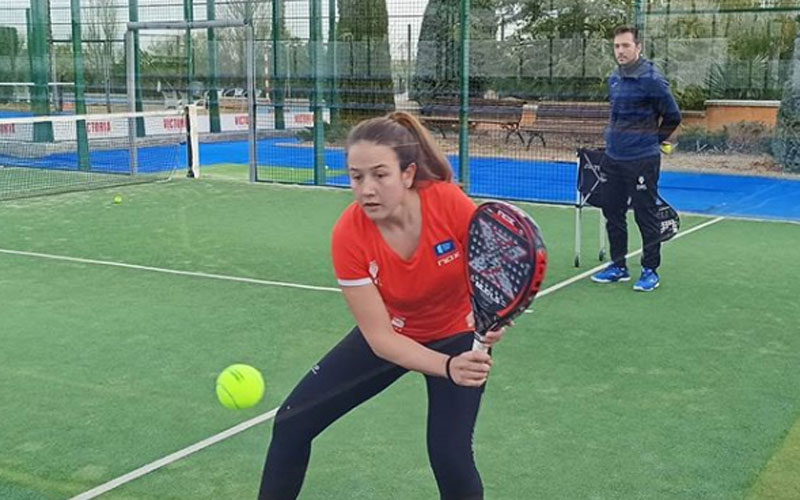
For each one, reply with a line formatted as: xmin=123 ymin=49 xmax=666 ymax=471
xmin=84 ymin=0 xmax=118 ymax=111
xmin=774 ymin=32 xmax=800 ymax=172
xmin=217 ymin=0 xmax=272 ymax=88
xmin=336 ymin=0 xmax=395 ymax=124
xmin=0 ymin=27 xmax=22 ymax=102
xmin=497 ymin=0 xmax=629 ymax=40
xmin=410 ymin=0 xmax=498 ymax=102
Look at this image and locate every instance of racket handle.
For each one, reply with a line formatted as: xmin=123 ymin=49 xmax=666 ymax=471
xmin=472 ymin=333 xmax=490 ymax=352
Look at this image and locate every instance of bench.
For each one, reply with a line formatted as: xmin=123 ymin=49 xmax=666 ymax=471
xmin=520 ymin=101 xmax=610 ymax=149
xmin=419 ymin=98 xmax=526 ymax=142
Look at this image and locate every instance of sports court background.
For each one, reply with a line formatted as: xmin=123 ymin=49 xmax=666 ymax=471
xmin=2 ymin=0 xmax=800 ymax=498
xmin=1 ymin=179 xmax=798 ymax=500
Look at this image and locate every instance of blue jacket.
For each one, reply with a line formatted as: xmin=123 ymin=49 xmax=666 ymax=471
xmin=605 ymin=58 xmax=681 ymax=161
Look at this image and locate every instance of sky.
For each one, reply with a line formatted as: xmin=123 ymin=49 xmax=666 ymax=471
xmin=0 ymin=0 xmax=429 ymax=57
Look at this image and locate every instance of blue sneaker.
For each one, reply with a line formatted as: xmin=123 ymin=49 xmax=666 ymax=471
xmin=591 ymin=264 xmax=631 ymax=283
xmin=633 ymin=268 xmax=660 ymax=292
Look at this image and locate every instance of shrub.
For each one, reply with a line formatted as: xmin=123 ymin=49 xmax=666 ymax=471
xmin=773 ymin=96 xmax=800 ymax=173
xmin=723 ymin=121 xmax=773 ymax=154
xmin=676 ymin=125 xmax=728 ymax=153
xmin=675 ymin=84 xmax=708 ymax=111
xmin=295 ymin=121 xmax=351 ymax=144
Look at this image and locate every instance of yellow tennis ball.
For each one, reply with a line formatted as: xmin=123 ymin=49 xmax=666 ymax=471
xmin=660 ymin=142 xmax=674 ymax=155
xmin=216 ymin=364 xmax=265 ymax=410
xmin=113 ymin=195 xmax=123 ymax=204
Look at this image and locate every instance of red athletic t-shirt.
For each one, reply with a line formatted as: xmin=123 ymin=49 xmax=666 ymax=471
xmin=331 ymin=181 xmax=476 ymax=343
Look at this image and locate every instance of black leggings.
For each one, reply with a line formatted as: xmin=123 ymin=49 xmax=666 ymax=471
xmin=601 ymin=154 xmax=663 ymax=270
xmin=258 ymin=328 xmax=485 ymax=500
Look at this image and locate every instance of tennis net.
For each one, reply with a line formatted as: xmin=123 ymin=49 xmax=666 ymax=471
xmin=0 ymin=108 xmax=192 ymax=200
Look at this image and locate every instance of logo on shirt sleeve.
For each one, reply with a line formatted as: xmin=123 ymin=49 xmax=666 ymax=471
xmin=434 ymin=240 xmax=461 ymax=267
xmin=369 ymin=260 xmax=381 ymax=286
xmin=391 ymin=315 xmax=406 ymax=332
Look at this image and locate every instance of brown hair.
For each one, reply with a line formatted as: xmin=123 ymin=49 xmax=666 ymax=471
xmin=345 ymin=111 xmax=453 ymax=186
xmin=614 ymin=26 xmax=641 ymax=44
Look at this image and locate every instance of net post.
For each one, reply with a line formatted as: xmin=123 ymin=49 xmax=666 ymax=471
xmin=185 ymin=104 xmax=200 ymax=178
xmin=29 ymin=0 xmax=53 ymax=143
xmin=311 ymin=0 xmax=326 ymax=186
xmin=271 ymin=0 xmax=285 ymax=129
xmin=69 ymin=0 xmax=90 ymax=171
xmin=247 ymin=21 xmax=257 ymax=183
xmin=457 ymin=0 xmax=471 ymax=191
xmin=206 ymin=0 xmax=221 ymax=133
xmin=126 ymin=30 xmax=139 ymax=175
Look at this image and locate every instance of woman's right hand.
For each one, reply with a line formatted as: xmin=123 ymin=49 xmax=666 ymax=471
xmin=447 ymin=351 xmax=492 ymax=387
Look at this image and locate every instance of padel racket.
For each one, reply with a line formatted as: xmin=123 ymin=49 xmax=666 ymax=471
xmin=655 ymin=195 xmax=680 ymax=241
xmin=467 ymin=201 xmax=548 ymax=352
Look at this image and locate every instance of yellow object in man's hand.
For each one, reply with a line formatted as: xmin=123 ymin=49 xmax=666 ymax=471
xmin=660 ymin=142 xmax=674 ymax=155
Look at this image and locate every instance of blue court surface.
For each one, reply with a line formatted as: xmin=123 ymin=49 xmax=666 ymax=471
xmin=0 ymin=111 xmax=40 ymax=119
xmin=205 ymin=138 xmax=800 ymax=222
xmin=0 ymin=110 xmax=73 ymax=119
xmin=4 ymin=135 xmax=798 ymax=221
xmin=0 ymin=145 xmax=182 ymax=174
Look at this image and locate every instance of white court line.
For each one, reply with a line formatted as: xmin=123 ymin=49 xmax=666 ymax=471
xmin=60 ymin=216 xmax=725 ymax=499
xmin=0 ymin=216 xmax=725 ymax=300
xmin=68 ymin=409 xmax=278 ymax=500
xmin=527 ymin=215 xmax=726 ymax=306
xmin=0 ymin=249 xmax=341 ymax=293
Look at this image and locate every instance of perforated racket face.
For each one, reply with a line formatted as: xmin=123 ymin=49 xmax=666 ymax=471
xmin=656 ymin=203 xmax=680 ymax=241
xmin=467 ymin=202 xmax=541 ymax=334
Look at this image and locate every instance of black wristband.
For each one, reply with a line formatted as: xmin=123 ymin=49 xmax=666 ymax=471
xmin=445 ymin=355 xmax=455 ymax=383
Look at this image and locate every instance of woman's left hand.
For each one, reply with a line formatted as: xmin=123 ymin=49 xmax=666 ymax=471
xmin=466 ymin=312 xmax=512 ymax=348
xmin=482 ymin=324 xmax=509 ymax=347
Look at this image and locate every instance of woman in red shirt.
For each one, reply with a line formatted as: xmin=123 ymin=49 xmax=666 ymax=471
xmin=259 ymin=112 xmax=507 ymax=500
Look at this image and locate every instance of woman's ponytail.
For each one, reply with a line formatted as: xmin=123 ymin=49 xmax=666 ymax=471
xmin=386 ymin=111 xmax=452 ymax=183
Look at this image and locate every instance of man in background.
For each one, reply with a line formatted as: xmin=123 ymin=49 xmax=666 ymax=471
xmin=591 ymin=26 xmax=682 ymax=292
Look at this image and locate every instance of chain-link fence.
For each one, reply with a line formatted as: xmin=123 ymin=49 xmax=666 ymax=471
xmin=1 ymin=0 xmax=799 ymax=191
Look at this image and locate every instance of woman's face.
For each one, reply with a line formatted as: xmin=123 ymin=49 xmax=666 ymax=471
xmin=347 ymin=141 xmax=416 ymax=221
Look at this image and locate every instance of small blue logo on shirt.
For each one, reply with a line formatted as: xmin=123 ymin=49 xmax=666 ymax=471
xmin=434 ymin=240 xmax=455 ymax=256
